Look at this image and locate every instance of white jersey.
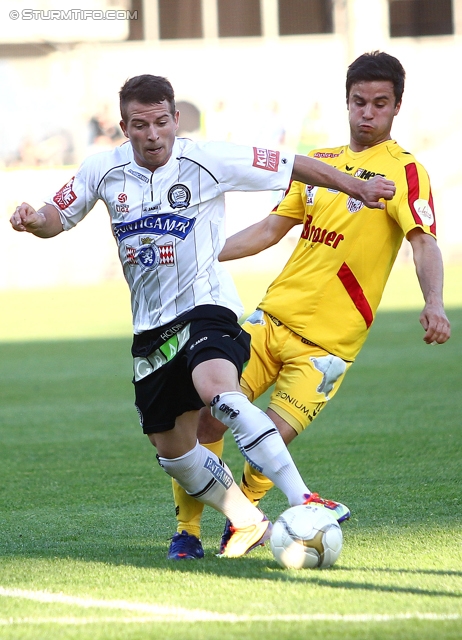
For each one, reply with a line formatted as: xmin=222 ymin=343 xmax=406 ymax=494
xmin=47 ymin=138 xmax=294 ymax=333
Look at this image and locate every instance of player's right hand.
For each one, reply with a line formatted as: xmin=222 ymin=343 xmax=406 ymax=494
xmin=10 ymin=202 xmax=46 ymax=233
xmin=360 ymin=175 xmax=396 ymax=210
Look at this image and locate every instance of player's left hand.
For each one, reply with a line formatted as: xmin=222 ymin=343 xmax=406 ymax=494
xmin=420 ymin=302 xmax=451 ymax=345
xmin=360 ymin=175 xmax=396 ymax=209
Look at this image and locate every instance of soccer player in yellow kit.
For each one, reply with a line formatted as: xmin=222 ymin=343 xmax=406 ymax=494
xmin=168 ymin=51 xmax=451 ymax=559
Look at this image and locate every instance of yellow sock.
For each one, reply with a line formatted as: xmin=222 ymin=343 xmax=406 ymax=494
xmin=172 ymin=438 xmax=225 ymax=537
xmin=240 ymin=461 xmax=275 ymax=505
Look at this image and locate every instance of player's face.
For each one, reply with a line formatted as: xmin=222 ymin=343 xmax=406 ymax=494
xmin=347 ymin=81 xmax=401 ymax=152
xmin=120 ymin=100 xmax=179 ymax=172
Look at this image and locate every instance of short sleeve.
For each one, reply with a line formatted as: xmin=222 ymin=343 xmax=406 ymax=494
xmin=387 ymin=161 xmax=437 ymax=239
xmin=44 ymin=156 xmax=101 ymax=230
xmin=270 ymin=180 xmax=305 ymax=222
xmin=184 ymin=141 xmax=295 ymax=194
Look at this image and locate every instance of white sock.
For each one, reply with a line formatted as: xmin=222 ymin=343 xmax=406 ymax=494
xmin=210 ymin=391 xmax=309 ymax=506
xmin=158 ymin=441 xmax=263 ymax=528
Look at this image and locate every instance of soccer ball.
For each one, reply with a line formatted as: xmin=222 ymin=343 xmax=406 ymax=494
xmin=270 ymin=504 xmax=343 ymax=569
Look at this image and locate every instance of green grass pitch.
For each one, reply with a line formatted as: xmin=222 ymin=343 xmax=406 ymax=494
xmin=0 ymin=276 xmax=461 ymax=639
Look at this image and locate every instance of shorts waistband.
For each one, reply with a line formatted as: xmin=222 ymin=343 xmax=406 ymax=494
xmin=266 ymin=312 xmax=319 ymax=348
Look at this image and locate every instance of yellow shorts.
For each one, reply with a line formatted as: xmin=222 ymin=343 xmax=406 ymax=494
xmin=240 ymin=310 xmax=352 ymax=435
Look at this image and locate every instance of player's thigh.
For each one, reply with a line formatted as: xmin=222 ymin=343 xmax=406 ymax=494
xmin=240 ymin=311 xmax=282 ymax=402
xmin=134 ymin=350 xmax=203 ymax=434
xmin=269 ymin=338 xmax=351 ymax=435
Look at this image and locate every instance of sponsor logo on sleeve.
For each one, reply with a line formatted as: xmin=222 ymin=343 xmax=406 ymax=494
xmin=53 ymin=177 xmax=77 ymax=210
xmin=413 ymin=199 xmax=434 ymax=226
xmin=252 ymin=147 xmax=280 ymax=172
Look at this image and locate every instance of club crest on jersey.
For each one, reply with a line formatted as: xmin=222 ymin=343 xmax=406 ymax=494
xmin=138 ymin=243 xmax=160 ymax=270
xmin=168 ymin=184 xmax=191 ymax=209
xmin=125 ymin=240 xmax=175 ymax=268
xmin=346 ymin=197 xmax=364 ymax=214
xmin=113 ymin=213 xmax=196 ymax=242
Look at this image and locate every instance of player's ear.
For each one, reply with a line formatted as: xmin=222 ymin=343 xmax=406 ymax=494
xmin=120 ymin=120 xmax=129 ymax=138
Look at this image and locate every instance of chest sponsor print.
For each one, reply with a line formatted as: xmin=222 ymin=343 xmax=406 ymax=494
xmin=301 ymin=214 xmax=344 ymax=248
xmin=354 ymin=168 xmax=386 ymax=180
xmin=113 ymin=212 xmax=196 ymax=242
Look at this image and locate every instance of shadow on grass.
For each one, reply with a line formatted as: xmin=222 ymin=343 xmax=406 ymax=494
xmin=1 ymin=538 xmax=461 ymax=600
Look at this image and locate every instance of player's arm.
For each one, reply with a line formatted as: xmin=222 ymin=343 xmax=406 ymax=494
xmin=219 ymin=213 xmax=299 ymax=261
xmin=10 ymin=203 xmax=63 ymax=238
xmin=292 ymin=155 xmax=396 ymax=210
xmin=407 ymin=227 xmax=450 ymax=345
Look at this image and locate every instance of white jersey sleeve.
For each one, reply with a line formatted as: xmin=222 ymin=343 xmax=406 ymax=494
xmin=45 ymin=145 xmax=131 ymax=229
xmin=181 ymin=140 xmax=294 ymax=194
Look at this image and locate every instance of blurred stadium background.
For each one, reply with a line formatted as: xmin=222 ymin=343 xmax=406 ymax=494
xmin=1 ymin=0 xmax=461 ymax=340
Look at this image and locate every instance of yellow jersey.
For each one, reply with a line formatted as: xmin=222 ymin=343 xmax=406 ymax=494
xmin=259 ymin=140 xmax=436 ymax=361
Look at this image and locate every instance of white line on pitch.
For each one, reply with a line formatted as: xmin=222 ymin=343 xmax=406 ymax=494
xmin=0 ymin=587 xmax=460 ymax=624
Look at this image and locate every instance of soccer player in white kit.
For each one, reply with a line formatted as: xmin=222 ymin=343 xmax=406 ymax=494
xmin=10 ymin=75 xmax=395 ymax=558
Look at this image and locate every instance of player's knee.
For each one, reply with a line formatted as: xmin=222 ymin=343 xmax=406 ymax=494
xmin=198 ymin=407 xmax=227 ymax=443
xmin=210 ymin=391 xmax=250 ymax=429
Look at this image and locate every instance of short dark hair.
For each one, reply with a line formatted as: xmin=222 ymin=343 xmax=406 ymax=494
xmin=119 ymin=75 xmax=176 ymax=121
xmin=346 ymin=51 xmax=406 ymax=106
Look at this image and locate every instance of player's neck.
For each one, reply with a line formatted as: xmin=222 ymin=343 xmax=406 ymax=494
xmin=349 ymin=136 xmax=392 ymax=153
